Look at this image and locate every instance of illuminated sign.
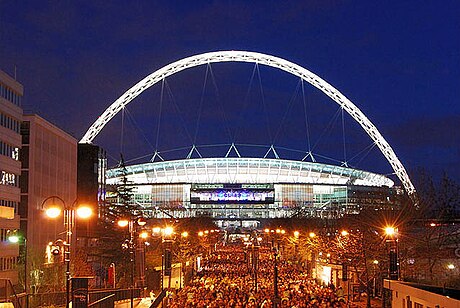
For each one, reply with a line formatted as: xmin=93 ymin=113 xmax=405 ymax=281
xmin=191 ymin=190 xmax=274 ymax=204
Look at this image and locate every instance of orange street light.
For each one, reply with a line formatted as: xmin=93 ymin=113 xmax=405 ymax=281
xmin=385 ymin=226 xmax=396 ymax=236
xmin=163 ymin=226 xmax=174 ymax=236
xmin=139 ymin=231 xmax=149 ymax=239
xmin=76 ymin=206 xmax=92 ymax=219
xmin=40 ymin=196 xmax=93 ymax=308
xmin=118 ymin=219 xmax=129 ymax=228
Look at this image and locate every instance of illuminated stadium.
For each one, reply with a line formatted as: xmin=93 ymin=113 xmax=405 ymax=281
xmin=104 ymin=154 xmax=404 ymax=227
xmin=80 ymin=51 xmax=414 ymax=227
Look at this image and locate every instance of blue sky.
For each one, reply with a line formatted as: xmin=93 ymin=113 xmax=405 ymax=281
xmin=1 ymin=1 xmax=459 ymax=183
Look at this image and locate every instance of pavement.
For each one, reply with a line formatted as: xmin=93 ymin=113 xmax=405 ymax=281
xmin=348 ymin=297 xmax=382 ymax=307
xmin=136 ymin=298 xmax=153 ymax=308
xmin=114 ymin=297 xmax=151 ymax=308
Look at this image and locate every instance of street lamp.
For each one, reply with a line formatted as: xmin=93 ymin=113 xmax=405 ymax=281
xmin=372 ymin=260 xmax=379 ymax=297
xmin=117 ymin=217 xmax=148 ymax=308
xmin=7 ymin=231 xmax=27 ymax=295
xmin=273 ymin=246 xmax=280 ymax=308
xmin=384 ymin=225 xmax=399 ymax=280
xmin=41 ymin=196 xmax=92 ymax=308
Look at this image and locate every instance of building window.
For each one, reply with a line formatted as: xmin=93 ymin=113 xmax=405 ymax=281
xmin=0 ymin=112 xmax=21 ymax=133
xmin=0 ymin=200 xmax=19 ymax=213
xmin=0 ymin=82 xmax=22 ymax=107
xmin=0 ymin=256 xmax=18 ymax=271
xmin=0 ymin=140 xmax=20 ymax=160
xmin=0 ymin=170 xmax=19 ymax=187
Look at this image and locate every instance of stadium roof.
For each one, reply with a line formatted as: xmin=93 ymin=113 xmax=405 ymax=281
xmin=106 ymin=157 xmax=394 ymax=188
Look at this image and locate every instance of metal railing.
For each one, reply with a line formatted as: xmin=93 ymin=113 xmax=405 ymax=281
xmin=23 ymin=288 xmax=141 ymax=308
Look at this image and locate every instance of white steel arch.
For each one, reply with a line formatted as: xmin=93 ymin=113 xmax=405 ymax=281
xmin=80 ymin=50 xmax=416 ymax=197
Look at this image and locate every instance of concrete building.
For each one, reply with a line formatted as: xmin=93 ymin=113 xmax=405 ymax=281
xmin=383 ymin=280 xmax=460 ymax=308
xmin=0 ymin=69 xmax=22 ymax=285
xmin=20 ymin=114 xmax=77 ymax=291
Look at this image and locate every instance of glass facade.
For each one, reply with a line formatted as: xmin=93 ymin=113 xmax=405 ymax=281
xmin=118 ymin=182 xmax=357 ymax=220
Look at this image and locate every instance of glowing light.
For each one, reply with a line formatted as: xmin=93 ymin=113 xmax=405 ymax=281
xmin=430 ymin=222 xmax=436 ymax=227
xmin=118 ymin=220 xmax=129 ymax=227
xmin=46 ymin=207 xmax=61 ymax=218
xmin=139 ymin=231 xmax=149 ymax=239
xmin=137 ymin=217 xmax=147 ymax=226
xmin=198 ymin=231 xmax=204 ymax=237
xmin=264 ymin=228 xmax=270 ymax=233
xmin=276 ymin=229 xmax=281 ymax=234
xmin=294 ymin=231 xmax=300 ymax=238
xmin=385 ymin=226 xmax=396 ymax=236
xmin=373 ymin=260 xmax=379 ymax=265
xmin=8 ymin=235 xmax=19 ymax=243
xmin=181 ymin=231 xmax=189 ymax=238
xmin=76 ymin=206 xmax=92 ymax=219
xmin=163 ymin=226 xmax=174 ymax=236
xmin=257 ymin=237 xmax=263 ymax=242
xmin=152 ymin=227 xmax=161 ymax=234
xmin=281 ymin=230 xmax=286 ymax=235
xmin=309 ymin=232 xmax=316 ymax=238
xmin=447 ymin=264 xmax=455 ymax=270
xmin=341 ymin=230 xmax=349 ymax=236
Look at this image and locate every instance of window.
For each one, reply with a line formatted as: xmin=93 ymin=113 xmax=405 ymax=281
xmin=0 ymin=170 xmax=19 ymax=187
xmin=0 ymin=140 xmax=20 ymax=160
xmin=0 ymin=82 xmax=22 ymax=107
xmin=0 ymin=112 xmax=21 ymax=133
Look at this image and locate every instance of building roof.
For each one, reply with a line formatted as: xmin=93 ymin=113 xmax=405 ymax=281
xmin=106 ymin=157 xmax=394 ymax=187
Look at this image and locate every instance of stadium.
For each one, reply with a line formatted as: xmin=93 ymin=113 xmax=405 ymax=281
xmin=82 ymin=51 xmax=414 ymax=227
xmin=105 ymin=153 xmax=404 ymax=228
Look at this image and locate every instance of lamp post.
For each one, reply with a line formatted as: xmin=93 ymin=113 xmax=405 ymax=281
xmin=41 ymin=196 xmax=92 ymax=308
xmin=118 ymin=217 xmax=147 ymax=308
xmin=372 ymin=260 xmax=379 ymax=297
xmin=151 ymin=226 xmax=175 ymax=293
xmin=273 ymin=246 xmax=279 ymax=308
xmin=384 ymin=226 xmax=399 ymax=280
xmin=8 ymin=232 xmax=27 ymax=299
xmin=252 ymin=237 xmax=261 ymax=293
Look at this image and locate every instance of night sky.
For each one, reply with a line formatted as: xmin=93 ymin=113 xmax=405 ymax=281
xmin=1 ymin=1 xmax=459 ymax=185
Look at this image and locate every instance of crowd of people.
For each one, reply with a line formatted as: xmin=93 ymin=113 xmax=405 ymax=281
xmin=168 ymin=241 xmax=347 ymax=307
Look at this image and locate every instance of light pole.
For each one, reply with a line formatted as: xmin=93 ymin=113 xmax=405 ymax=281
xmin=152 ymin=226 xmax=175 ymax=293
xmin=273 ymin=246 xmax=279 ymax=308
xmin=372 ymin=260 xmax=379 ymax=297
xmin=252 ymin=237 xmax=261 ymax=293
xmin=384 ymin=226 xmax=399 ymax=280
xmin=118 ymin=217 xmax=147 ymax=308
xmin=41 ymin=196 xmax=92 ymax=308
xmin=8 ymin=232 xmax=27 ymax=297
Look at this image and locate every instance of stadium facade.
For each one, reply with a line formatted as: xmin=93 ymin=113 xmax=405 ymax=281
xmin=106 ymin=157 xmax=404 ymax=228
